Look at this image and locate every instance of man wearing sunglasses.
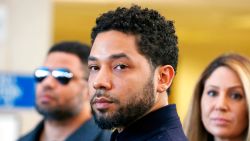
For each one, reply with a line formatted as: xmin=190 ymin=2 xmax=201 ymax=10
xmin=18 ymin=42 xmax=111 ymax=141
xmin=88 ymin=5 xmax=188 ymax=141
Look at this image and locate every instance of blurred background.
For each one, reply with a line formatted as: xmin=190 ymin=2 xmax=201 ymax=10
xmin=0 ymin=0 xmax=250 ymax=140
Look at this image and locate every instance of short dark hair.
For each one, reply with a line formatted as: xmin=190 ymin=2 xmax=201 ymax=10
xmin=91 ymin=5 xmax=178 ymax=71
xmin=48 ymin=41 xmax=90 ymax=66
xmin=48 ymin=41 xmax=90 ymax=77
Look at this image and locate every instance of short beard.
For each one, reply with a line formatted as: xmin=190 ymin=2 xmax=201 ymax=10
xmin=35 ymin=104 xmax=79 ymax=121
xmin=91 ymin=76 xmax=155 ymax=129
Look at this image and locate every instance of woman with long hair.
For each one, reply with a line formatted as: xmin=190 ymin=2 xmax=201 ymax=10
xmin=184 ymin=53 xmax=250 ymax=141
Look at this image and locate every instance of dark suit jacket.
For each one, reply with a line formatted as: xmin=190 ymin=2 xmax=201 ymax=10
xmin=18 ymin=118 xmax=111 ymax=141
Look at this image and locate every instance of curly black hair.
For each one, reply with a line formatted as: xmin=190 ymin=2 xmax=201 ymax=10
xmin=91 ymin=5 xmax=178 ymax=71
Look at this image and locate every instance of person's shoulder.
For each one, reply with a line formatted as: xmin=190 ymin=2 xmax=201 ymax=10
xmin=17 ymin=121 xmax=44 ymax=141
xmin=17 ymin=134 xmax=31 ymax=141
xmin=95 ymin=129 xmax=112 ymax=141
xmin=71 ymin=118 xmax=111 ymax=141
xmin=17 ymin=130 xmax=37 ymax=141
xmin=89 ymin=119 xmax=112 ymax=141
xmin=146 ymin=127 xmax=188 ymax=141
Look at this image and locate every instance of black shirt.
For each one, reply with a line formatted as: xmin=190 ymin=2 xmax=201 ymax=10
xmin=110 ymin=104 xmax=188 ymax=141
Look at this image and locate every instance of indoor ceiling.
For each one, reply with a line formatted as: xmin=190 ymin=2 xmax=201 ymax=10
xmin=53 ymin=0 xmax=250 ymax=50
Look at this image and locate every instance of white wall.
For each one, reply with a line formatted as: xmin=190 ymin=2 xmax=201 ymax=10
xmin=0 ymin=0 xmax=52 ymax=139
xmin=0 ymin=0 xmax=52 ymax=72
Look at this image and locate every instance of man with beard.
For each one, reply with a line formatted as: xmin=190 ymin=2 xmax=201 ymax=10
xmin=18 ymin=41 xmax=111 ymax=141
xmin=88 ymin=5 xmax=188 ymax=141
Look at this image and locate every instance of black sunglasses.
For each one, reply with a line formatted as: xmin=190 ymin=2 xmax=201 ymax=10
xmin=34 ymin=67 xmax=74 ymax=85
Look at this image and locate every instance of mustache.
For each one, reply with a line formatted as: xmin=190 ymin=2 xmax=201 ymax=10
xmin=38 ymin=88 xmax=56 ymax=98
xmin=90 ymin=89 xmax=119 ymax=104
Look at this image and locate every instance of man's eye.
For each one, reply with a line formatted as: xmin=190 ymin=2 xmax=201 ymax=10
xmin=88 ymin=65 xmax=99 ymax=71
xmin=114 ymin=64 xmax=128 ymax=70
xmin=207 ymin=90 xmax=217 ymax=97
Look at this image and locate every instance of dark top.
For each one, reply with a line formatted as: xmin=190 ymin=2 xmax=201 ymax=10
xmin=18 ymin=118 xmax=111 ymax=141
xmin=110 ymin=104 xmax=188 ymax=141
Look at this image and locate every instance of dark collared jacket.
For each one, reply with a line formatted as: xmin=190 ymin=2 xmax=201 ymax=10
xmin=18 ymin=118 xmax=111 ymax=141
xmin=110 ymin=105 xmax=188 ymax=141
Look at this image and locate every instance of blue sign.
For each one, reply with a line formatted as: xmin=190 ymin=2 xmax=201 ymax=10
xmin=0 ymin=73 xmax=36 ymax=108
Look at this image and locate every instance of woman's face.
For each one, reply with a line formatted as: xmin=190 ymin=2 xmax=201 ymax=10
xmin=201 ymin=66 xmax=248 ymax=140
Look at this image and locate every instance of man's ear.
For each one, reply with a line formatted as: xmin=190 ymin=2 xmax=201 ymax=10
xmin=156 ymin=65 xmax=175 ymax=93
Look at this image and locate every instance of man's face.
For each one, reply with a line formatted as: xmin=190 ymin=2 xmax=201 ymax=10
xmin=35 ymin=52 xmax=88 ymax=121
xmin=88 ymin=30 xmax=157 ymax=129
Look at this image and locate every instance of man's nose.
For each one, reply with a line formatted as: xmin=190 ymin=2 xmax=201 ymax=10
xmin=93 ymin=67 xmax=112 ymax=90
xmin=39 ymin=75 xmax=57 ymax=89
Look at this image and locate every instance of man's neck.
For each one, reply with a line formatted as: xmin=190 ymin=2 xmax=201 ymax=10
xmin=40 ymin=110 xmax=91 ymax=141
